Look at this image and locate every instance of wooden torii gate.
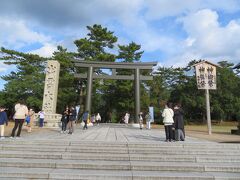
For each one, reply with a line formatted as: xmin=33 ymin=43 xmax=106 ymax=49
xmin=73 ymin=60 xmax=157 ymax=121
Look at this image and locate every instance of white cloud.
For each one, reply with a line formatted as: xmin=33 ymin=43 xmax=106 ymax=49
xmin=0 ymin=18 xmax=52 ymax=49
xmin=0 ymin=62 xmax=8 ymax=73
xmin=178 ymin=9 xmax=240 ymax=64
xmin=0 ymin=0 xmax=145 ymax=30
xmin=0 ymin=0 xmax=240 ymax=69
xmin=145 ymin=0 xmax=240 ymax=20
xmin=29 ymin=43 xmax=57 ymax=57
xmin=159 ymin=9 xmax=240 ymax=67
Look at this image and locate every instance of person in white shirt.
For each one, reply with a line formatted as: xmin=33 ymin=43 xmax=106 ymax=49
xmin=38 ymin=110 xmax=45 ymax=127
xmin=162 ymin=102 xmax=174 ymax=142
xmin=11 ymin=101 xmax=28 ymax=138
xmin=96 ymin=113 xmax=101 ymax=125
xmin=124 ymin=112 xmax=130 ymax=124
xmin=139 ymin=112 xmax=143 ymax=130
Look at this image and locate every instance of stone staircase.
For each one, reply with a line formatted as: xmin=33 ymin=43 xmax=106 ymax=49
xmin=0 ymin=139 xmax=240 ymax=179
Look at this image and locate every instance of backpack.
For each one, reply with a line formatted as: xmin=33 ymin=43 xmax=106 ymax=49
xmin=25 ymin=116 xmax=30 ymax=123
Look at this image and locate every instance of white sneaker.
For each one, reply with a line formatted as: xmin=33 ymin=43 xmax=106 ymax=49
xmin=0 ymin=137 xmax=5 ymax=140
xmin=10 ymin=136 xmax=14 ymax=139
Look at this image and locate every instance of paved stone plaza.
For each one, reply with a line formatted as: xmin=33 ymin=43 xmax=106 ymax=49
xmin=0 ymin=124 xmax=240 ymax=179
xmin=13 ymin=123 xmax=209 ymax=142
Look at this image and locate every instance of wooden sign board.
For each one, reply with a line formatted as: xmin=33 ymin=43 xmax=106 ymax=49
xmin=195 ymin=61 xmax=217 ymax=90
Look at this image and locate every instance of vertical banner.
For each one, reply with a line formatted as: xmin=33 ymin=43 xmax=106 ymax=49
xmin=149 ymin=106 xmax=154 ymax=123
xmin=75 ymin=105 xmax=80 ymax=119
xmin=195 ymin=63 xmax=217 ymax=90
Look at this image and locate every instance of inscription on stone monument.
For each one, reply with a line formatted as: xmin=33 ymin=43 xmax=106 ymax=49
xmin=42 ymin=61 xmax=60 ymax=113
xmin=42 ymin=60 xmax=61 ymax=127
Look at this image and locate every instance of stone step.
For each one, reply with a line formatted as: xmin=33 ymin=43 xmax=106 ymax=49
xmin=0 ymin=151 xmax=63 ymax=159
xmin=127 ymin=148 xmax=240 ymax=155
xmin=2 ymin=140 xmax=240 ymax=149
xmin=0 ymin=158 xmax=240 ymax=173
xmin=62 ymin=153 xmax=240 ymax=163
xmin=2 ymin=140 xmax=240 ymax=148
xmin=0 ymin=167 xmax=240 ymax=180
xmin=1 ymin=139 xmax=240 ymax=148
xmin=1 ymin=151 xmax=240 ymax=163
xmin=0 ymin=141 xmax=240 ymax=152
xmin=2 ymin=143 xmax=240 ymax=155
xmin=0 ymin=140 xmax=127 ymax=147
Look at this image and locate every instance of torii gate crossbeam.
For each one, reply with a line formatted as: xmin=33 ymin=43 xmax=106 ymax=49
xmin=73 ymin=60 xmax=157 ymax=121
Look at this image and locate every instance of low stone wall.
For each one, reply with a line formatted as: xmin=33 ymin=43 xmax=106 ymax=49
xmin=33 ymin=113 xmax=62 ymax=128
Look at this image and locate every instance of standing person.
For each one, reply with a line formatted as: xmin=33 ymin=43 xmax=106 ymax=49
xmin=38 ymin=110 xmax=45 ymax=127
xmin=162 ymin=102 xmax=174 ymax=142
xmin=65 ymin=107 xmax=70 ymax=132
xmin=61 ymin=106 xmax=69 ymax=133
xmin=124 ymin=112 xmax=130 ymax=124
xmin=139 ymin=112 xmax=143 ymax=130
xmin=145 ymin=111 xmax=152 ymax=130
xmin=68 ymin=106 xmax=76 ymax=134
xmin=173 ymin=104 xmax=185 ymax=141
xmin=108 ymin=112 xmax=112 ymax=123
xmin=11 ymin=101 xmax=28 ymax=138
xmin=0 ymin=107 xmax=8 ymax=139
xmin=61 ymin=107 xmax=68 ymax=133
xmin=96 ymin=113 xmax=101 ymax=125
xmin=82 ymin=111 xmax=89 ymax=130
xmin=25 ymin=115 xmax=30 ymax=131
xmin=27 ymin=108 xmax=35 ymax=133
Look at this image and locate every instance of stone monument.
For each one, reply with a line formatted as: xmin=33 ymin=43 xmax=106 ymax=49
xmin=42 ymin=60 xmax=62 ymax=127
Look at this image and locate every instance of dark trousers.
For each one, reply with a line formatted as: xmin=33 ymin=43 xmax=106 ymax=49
xmin=164 ymin=125 xmax=173 ymax=141
xmin=11 ymin=119 xmax=24 ymax=137
xmin=39 ymin=118 xmax=44 ymax=127
xmin=83 ymin=120 xmax=88 ymax=130
xmin=62 ymin=120 xmax=67 ymax=131
xmin=175 ymin=129 xmax=185 ymax=141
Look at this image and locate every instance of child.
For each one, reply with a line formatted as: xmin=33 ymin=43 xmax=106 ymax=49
xmin=38 ymin=110 xmax=45 ymax=127
xmin=27 ymin=109 xmax=35 ymax=133
xmin=0 ymin=107 xmax=8 ymax=139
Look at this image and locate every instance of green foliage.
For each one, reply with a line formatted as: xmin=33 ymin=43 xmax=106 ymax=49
xmin=73 ymin=25 xmax=144 ymax=120
xmin=0 ymin=47 xmax=46 ymax=111
xmin=117 ymin=42 xmax=144 ymax=62
xmin=74 ymin=24 xmax=117 ymax=62
xmin=210 ymin=61 xmax=240 ymax=121
xmin=51 ymin=46 xmax=80 ymax=113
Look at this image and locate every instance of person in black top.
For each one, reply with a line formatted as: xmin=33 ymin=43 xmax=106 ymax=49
xmin=68 ymin=106 xmax=76 ymax=134
xmin=61 ymin=107 xmax=69 ymax=133
xmin=173 ymin=104 xmax=185 ymax=141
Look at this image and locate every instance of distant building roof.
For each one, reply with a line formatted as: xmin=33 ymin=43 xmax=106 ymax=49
xmin=192 ymin=60 xmax=221 ymax=68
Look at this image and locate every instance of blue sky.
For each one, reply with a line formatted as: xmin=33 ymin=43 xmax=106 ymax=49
xmin=0 ymin=0 xmax=240 ymax=89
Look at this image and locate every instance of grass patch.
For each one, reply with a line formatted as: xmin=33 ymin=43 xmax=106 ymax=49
xmin=185 ymin=125 xmax=237 ymax=134
xmin=151 ymin=121 xmax=238 ymax=134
